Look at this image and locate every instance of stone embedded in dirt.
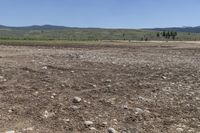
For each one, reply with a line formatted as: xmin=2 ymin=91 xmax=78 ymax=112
xmin=84 ymin=121 xmax=94 ymax=127
xmin=107 ymin=98 xmax=116 ymax=105
xmin=102 ymin=122 xmax=108 ymax=126
xmin=84 ymin=100 xmax=91 ymax=104
xmin=73 ymin=96 xmax=82 ymax=103
xmin=89 ymin=127 xmax=97 ymax=131
xmin=113 ymin=119 xmax=118 ymax=125
xmin=93 ymin=84 xmax=97 ymax=88
xmin=51 ymin=93 xmax=57 ymax=98
xmin=71 ymin=70 xmax=75 ymax=73
xmin=23 ymin=127 xmax=34 ymax=131
xmin=161 ymin=76 xmax=167 ymax=79
xmin=105 ymin=79 xmax=112 ymax=83
xmin=107 ymin=85 xmax=112 ymax=88
xmin=43 ymin=110 xmax=55 ymax=118
xmin=113 ymin=119 xmax=117 ymax=122
xmin=123 ymin=105 xmax=129 ymax=109
xmin=69 ymin=105 xmax=80 ymax=110
xmin=0 ymin=76 xmax=6 ymax=82
xmin=33 ymin=91 xmax=39 ymax=96
xmin=8 ymin=109 xmax=13 ymax=113
xmin=108 ymin=127 xmax=118 ymax=133
xmin=134 ymin=108 xmax=144 ymax=114
xmin=5 ymin=131 xmax=15 ymax=133
xmin=42 ymin=66 xmax=48 ymax=70
xmin=176 ymin=127 xmax=184 ymax=132
xmin=63 ymin=118 xmax=70 ymax=122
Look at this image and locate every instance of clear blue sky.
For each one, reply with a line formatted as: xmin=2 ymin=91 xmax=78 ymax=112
xmin=0 ymin=0 xmax=199 ymax=28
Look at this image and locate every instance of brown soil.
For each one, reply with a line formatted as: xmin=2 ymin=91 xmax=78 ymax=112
xmin=0 ymin=42 xmax=200 ymax=133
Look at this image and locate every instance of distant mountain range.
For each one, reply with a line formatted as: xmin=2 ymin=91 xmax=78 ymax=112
xmin=1 ymin=24 xmax=200 ymax=33
xmin=0 ymin=25 xmax=78 ymax=30
xmin=0 ymin=25 xmax=105 ymax=30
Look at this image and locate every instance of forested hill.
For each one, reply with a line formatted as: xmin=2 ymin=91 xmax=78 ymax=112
xmin=150 ymin=26 xmax=200 ymax=33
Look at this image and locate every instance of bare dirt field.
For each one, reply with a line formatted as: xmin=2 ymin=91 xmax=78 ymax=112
xmin=0 ymin=42 xmax=200 ymax=133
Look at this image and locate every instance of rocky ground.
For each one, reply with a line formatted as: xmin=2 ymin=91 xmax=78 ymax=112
xmin=0 ymin=42 xmax=200 ymax=133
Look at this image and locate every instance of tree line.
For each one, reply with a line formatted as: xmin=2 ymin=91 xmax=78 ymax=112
xmin=157 ymin=31 xmax=178 ymax=40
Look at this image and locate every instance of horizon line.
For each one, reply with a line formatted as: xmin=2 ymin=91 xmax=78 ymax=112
xmin=0 ymin=24 xmax=199 ymax=29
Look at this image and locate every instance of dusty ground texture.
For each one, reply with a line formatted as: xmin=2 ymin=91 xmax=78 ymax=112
xmin=0 ymin=42 xmax=200 ymax=133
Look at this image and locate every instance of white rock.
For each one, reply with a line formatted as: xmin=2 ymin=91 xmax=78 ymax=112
xmin=93 ymin=84 xmax=97 ymax=88
xmin=73 ymin=96 xmax=82 ymax=103
xmin=69 ymin=105 xmax=80 ymax=110
xmin=102 ymin=122 xmax=108 ymax=126
xmin=107 ymin=85 xmax=112 ymax=88
xmin=84 ymin=121 xmax=94 ymax=127
xmin=63 ymin=118 xmax=70 ymax=122
xmin=5 ymin=131 xmax=15 ymax=133
xmin=135 ymin=108 xmax=144 ymax=114
xmin=108 ymin=127 xmax=118 ymax=133
xmin=113 ymin=119 xmax=117 ymax=122
xmin=89 ymin=127 xmax=97 ymax=131
xmin=176 ymin=127 xmax=184 ymax=132
xmin=123 ymin=105 xmax=129 ymax=109
xmin=42 ymin=66 xmax=48 ymax=70
xmin=106 ymin=79 xmax=112 ymax=82
xmin=33 ymin=91 xmax=39 ymax=96
xmin=43 ymin=110 xmax=55 ymax=118
xmin=23 ymin=127 xmax=34 ymax=131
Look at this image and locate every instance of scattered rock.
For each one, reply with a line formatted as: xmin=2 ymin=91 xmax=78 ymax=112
xmin=108 ymin=127 xmax=118 ymax=133
xmin=69 ymin=105 xmax=80 ymax=110
xmin=23 ymin=127 xmax=34 ymax=131
xmin=42 ymin=66 xmax=48 ymax=70
xmin=113 ymin=119 xmax=117 ymax=122
xmin=0 ymin=76 xmax=6 ymax=82
xmin=63 ymin=118 xmax=70 ymax=122
xmin=5 ymin=131 xmax=15 ymax=133
xmin=134 ymin=108 xmax=144 ymax=114
xmin=8 ymin=109 xmax=13 ymax=113
xmin=43 ymin=110 xmax=55 ymax=118
xmin=107 ymin=98 xmax=116 ymax=105
xmin=107 ymin=85 xmax=112 ymax=88
xmin=113 ymin=119 xmax=118 ymax=125
xmin=51 ymin=93 xmax=57 ymax=99
xmin=92 ymin=84 xmax=97 ymax=88
xmin=84 ymin=121 xmax=94 ymax=127
xmin=89 ymin=127 xmax=97 ymax=131
xmin=73 ymin=96 xmax=82 ymax=103
xmin=102 ymin=122 xmax=108 ymax=126
xmin=123 ymin=105 xmax=129 ymax=109
xmin=176 ymin=127 xmax=184 ymax=132
xmin=33 ymin=91 xmax=39 ymax=96
xmin=105 ymin=79 xmax=112 ymax=83
xmin=71 ymin=70 xmax=75 ymax=73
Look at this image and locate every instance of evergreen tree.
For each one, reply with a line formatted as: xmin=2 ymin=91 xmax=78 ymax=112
xmin=162 ymin=31 xmax=166 ymax=37
xmin=157 ymin=32 xmax=160 ymax=38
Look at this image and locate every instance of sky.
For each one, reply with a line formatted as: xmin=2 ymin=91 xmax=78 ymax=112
xmin=0 ymin=0 xmax=199 ymax=28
